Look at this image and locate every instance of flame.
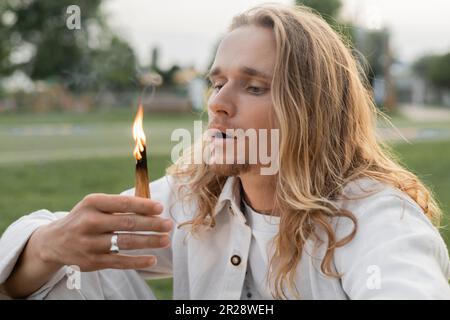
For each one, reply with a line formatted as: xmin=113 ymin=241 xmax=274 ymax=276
xmin=132 ymin=104 xmax=146 ymax=160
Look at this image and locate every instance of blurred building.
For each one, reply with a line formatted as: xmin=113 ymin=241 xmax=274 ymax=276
xmin=393 ymin=63 xmax=450 ymax=108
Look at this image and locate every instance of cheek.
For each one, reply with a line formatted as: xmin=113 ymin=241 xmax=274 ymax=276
xmin=240 ymin=97 xmax=273 ymax=129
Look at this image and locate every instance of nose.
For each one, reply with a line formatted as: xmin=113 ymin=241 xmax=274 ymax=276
xmin=207 ymin=84 xmax=236 ymax=117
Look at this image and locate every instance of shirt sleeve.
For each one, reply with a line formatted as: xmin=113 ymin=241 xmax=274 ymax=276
xmin=334 ymin=193 xmax=450 ymax=299
xmin=0 ymin=175 xmax=176 ymax=299
xmin=0 ymin=209 xmax=69 ymax=299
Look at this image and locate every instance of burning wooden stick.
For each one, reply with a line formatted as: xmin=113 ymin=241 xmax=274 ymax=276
xmin=132 ymin=104 xmax=151 ymax=198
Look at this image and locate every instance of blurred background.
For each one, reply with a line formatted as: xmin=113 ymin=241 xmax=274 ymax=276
xmin=0 ymin=0 xmax=449 ymax=299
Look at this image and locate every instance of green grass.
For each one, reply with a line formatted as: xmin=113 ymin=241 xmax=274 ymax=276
xmin=0 ymin=110 xmax=205 ymax=165
xmin=0 ymin=111 xmax=449 ymax=299
xmin=380 ymin=110 xmax=450 ymax=130
xmin=0 ymin=110 xmax=196 ymax=299
xmin=392 ymin=141 xmax=450 ymax=244
xmin=0 ymin=155 xmax=175 ymax=299
xmin=0 ymin=109 xmax=206 ymax=125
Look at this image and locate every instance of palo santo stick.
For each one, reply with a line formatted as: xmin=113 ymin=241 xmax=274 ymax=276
xmin=132 ymin=104 xmax=151 ymax=199
xmin=135 ymin=146 xmax=150 ymax=198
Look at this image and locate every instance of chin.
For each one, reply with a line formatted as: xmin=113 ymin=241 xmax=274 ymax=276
xmin=207 ymin=163 xmax=251 ymax=177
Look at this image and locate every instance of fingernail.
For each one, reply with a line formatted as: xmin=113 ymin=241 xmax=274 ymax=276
xmin=148 ymin=257 xmax=156 ymax=265
xmin=154 ymin=203 xmax=164 ymax=213
xmin=160 ymin=235 xmax=170 ymax=246
xmin=163 ymin=220 xmax=173 ymax=230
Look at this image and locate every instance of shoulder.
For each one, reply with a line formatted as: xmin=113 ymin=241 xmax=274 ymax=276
xmin=333 ymin=177 xmax=444 ymax=249
xmin=332 ymin=177 xmax=450 ymax=291
xmin=336 ymin=177 xmax=437 ymax=233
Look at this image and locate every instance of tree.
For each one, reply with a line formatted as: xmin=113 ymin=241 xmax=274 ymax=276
xmin=296 ymin=0 xmax=342 ymax=24
xmin=295 ymin=0 xmax=397 ymax=109
xmin=428 ymin=53 xmax=450 ymax=89
xmin=413 ymin=55 xmax=436 ymax=78
xmin=414 ymin=53 xmax=450 ymax=89
xmin=356 ymin=29 xmax=390 ymax=85
xmin=91 ymin=36 xmax=138 ymax=92
xmin=1 ymin=0 xmax=138 ymax=91
xmin=295 ymin=0 xmax=356 ymax=48
xmin=4 ymin=1 xmax=101 ymax=80
xmin=0 ymin=3 xmax=14 ymax=78
xmin=147 ymin=46 xmax=182 ymax=88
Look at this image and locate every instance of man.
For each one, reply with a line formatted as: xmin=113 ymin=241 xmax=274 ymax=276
xmin=1 ymin=4 xmax=449 ymax=299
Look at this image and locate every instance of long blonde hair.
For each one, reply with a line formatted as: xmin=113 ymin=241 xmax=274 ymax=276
xmin=167 ymin=4 xmax=442 ymax=299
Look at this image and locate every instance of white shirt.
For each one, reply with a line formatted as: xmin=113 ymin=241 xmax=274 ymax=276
xmin=1 ymin=175 xmax=449 ymax=299
xmin=240 ymin=200 xmax=280 ymax=300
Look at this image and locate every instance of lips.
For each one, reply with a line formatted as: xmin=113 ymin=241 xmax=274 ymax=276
xmin=214 ymin=131 xmax=233 ymax=139
xmin=209 ymin=126 xmax=235 ymax=140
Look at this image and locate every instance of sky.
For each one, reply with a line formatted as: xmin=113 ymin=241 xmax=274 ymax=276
xmin=102 ymin=0 xmax=450 ymax=72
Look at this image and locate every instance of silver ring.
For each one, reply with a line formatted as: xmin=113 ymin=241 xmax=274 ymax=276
xmin=110 ymin=234 xmax=119 ymax=254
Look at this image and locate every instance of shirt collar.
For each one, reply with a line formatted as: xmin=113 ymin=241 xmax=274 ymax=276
xmin=214 ymin=176 xmax=244 ymax=217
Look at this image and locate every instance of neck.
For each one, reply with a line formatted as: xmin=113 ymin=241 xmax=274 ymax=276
xmin=238 ymin=170 xmax=278 ymax=216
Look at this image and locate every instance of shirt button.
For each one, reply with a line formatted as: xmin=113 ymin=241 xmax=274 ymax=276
xmin=247 ymin=292 xmax=252 ymax=298
xmin=230 ymin=255 xmax=241 ymax=266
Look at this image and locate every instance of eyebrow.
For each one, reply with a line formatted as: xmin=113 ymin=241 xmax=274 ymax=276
xmin=206 ymin=66 xmax=272 ymax=81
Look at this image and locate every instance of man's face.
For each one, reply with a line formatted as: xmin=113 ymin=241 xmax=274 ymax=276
xmin=206 ymin=25 xmax=276 ymax=176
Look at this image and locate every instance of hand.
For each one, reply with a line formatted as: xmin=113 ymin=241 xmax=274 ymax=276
xmin=38 ymin=193 xmax=173 ymax=272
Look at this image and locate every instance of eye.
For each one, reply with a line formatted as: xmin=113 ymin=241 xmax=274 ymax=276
xmin=212 ymin=83 xmax=224 ymax=92
xmin=247 ymin=86 xmax=267 ymax=95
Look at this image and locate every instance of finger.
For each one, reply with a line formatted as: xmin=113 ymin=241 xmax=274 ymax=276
xmin=95 ymin=214 xmax=173 ymax=233
xmin=96 ymin=254 xmax=157 ymax=270
xmin=83 ymin=194 xmax=163 ymax=216
xmin=95 ymin=233 xmax=171 ymax=253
